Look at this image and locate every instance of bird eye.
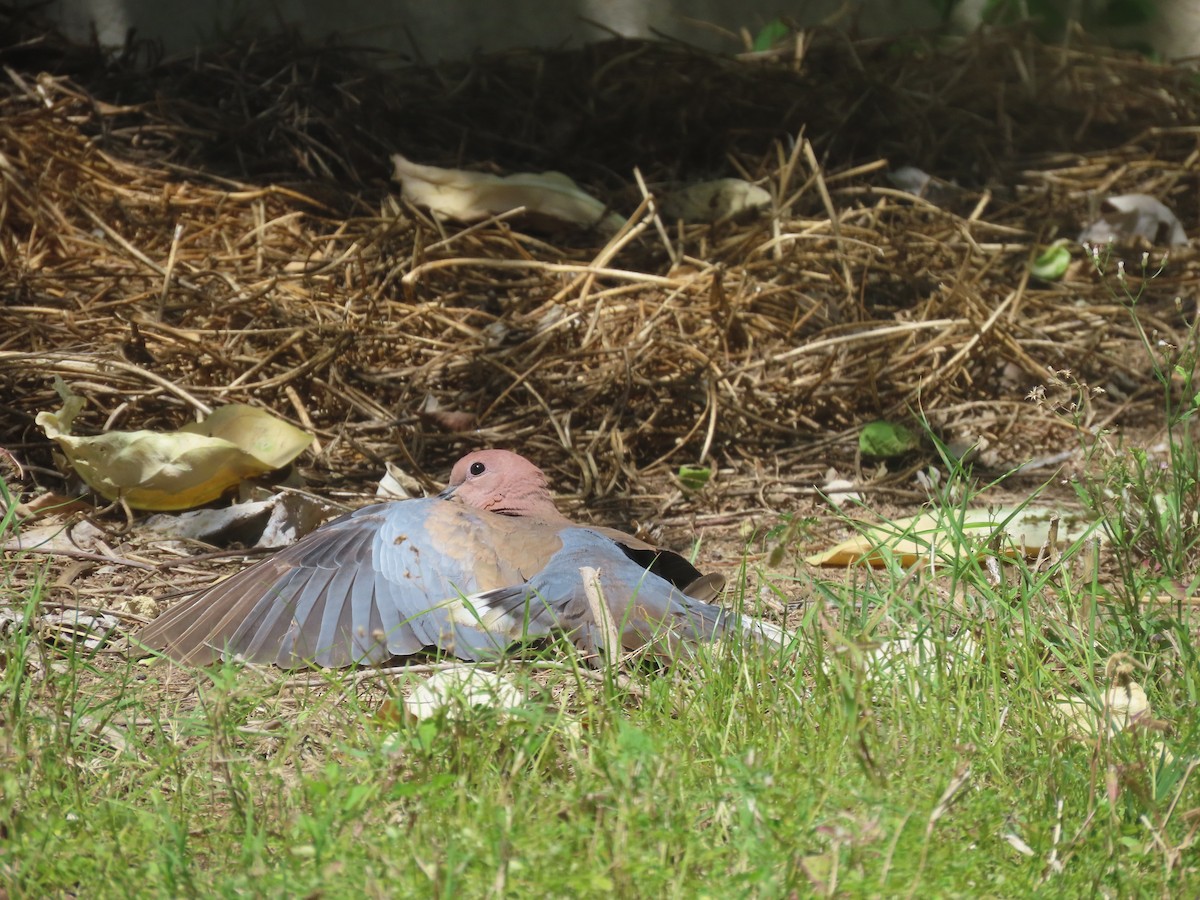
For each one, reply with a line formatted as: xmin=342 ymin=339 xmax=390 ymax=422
xmin=469 ymin=461 xmax=486 ymax=476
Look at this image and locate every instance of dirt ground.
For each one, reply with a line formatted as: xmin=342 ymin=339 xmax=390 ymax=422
xmin=2 ymin=16 xmax=1198 ymax=645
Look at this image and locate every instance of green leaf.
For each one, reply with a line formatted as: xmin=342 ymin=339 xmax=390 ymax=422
xmin=752 ymin=19 xmax=789 ymax=52
xmin=859 ymin=421 xmax=920 ymax=458
xmin=1031 ymin=243 xmax=1072 ymax=281
xmin=678 ymin=464 xmax=712 ymax=490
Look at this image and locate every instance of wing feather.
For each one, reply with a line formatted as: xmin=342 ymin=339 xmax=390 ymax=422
xmin=137 ymin=495 xmax=769 ymax=669
xmin=139 ymin=499 xmax=544 ymax=667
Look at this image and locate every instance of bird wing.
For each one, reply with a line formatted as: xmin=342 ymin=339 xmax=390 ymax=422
xmin=469 ymin=525 xmax=790 ymax=658
xmin=138 ymin=501 xmax=775 ymax=670
xmin=459 ymin=527 xmax=742 ymax=660
xmin=137 ymin=499 xmax=564 ymax=668
xmin=586 ymin=525 xmax=726 ymax=601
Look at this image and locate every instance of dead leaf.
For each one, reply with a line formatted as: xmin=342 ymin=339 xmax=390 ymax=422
xmin=820 ymin=469 xmax=861 ymax=510
xmin=40 ymin=610 xmax=120 ymax=651
xmin=143 ymin=491 xmax=339 ymax=548
xmin=419 ymin=394 xmax=477 ymax=433
xmin=1055 ymin=680 xmax=1151 ymax=740
xmin=13 ymin=491 xmax=91 ymax=520
xmin=886 ymin=165 xmax=965 ymax=207
xmin=1002 ymin=831 xmax=1036 ymax=857
xmin=36 ymin=379 xmax=313 ymax=511
xmin=1078 ymin=194 xmax=1188 ymax=247
xmin=4 ymin=518 xmax=110 ymax=555
xmin=178 ymin=404 xmax=314 ymax=470
xmin=659 ymin=178 xmax=771 ymax=223
xmin=376 ymin=697 xmax=406 ymax=727
xmin=806 ymin=506 xmax=1099 ymax=567
xmin=391 ymin=153 xmax=623 ymax=233
xmin=401 ymin=667 xmax=525 ymax=723
xmin=376 ymin=461 xmax=422 ymax=500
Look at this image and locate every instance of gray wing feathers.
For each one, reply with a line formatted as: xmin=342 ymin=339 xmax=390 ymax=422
xmin=140 ymin=500 xmax=505 ymax=667
xmin=475 ymin=530 xmax=733 ymax=658
xmin=139 ymin=499 xmax=788 ymax=669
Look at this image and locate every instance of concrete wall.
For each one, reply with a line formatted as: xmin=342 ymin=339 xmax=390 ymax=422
xmin=30 ymin=0 xmax=1200 ymax=62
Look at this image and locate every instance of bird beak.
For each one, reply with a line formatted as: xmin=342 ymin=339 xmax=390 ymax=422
xmin=438 ymin=484 xmax=458 ymax=500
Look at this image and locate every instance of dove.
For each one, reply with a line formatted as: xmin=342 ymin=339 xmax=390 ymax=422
xmin=137 ymin=449 xmax=788 ymax=668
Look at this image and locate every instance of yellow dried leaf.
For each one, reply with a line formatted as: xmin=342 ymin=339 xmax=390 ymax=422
xmin=391 ymin=153 xmax=623 ymax=233
xmin=178 ymin=404 xmax=314 ymax=470
xmin=659 ymin=178 xmax=771 ymax=223
xmin=36 ymin=380 xmax=313 ymax=511
xmin=805 ymin=507 xmax=1099 ymax=567
xmin=1055 ymin=681 xmax=1150 ymax=740
xmin=805 ymin=511 xmax=993 ymax=567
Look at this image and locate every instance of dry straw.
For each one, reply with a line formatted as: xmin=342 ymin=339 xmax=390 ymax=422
xmin=2 ymin=20 xmax=1198 ymax=504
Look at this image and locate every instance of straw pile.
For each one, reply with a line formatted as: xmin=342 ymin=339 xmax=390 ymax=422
xmin=2 ymin=17 xmax=1198 ymax=509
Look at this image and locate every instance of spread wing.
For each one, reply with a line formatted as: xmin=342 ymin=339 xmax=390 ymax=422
xmin=139 ymin=500 xmax=777 ymax=670
xmin=137 ymin=499 xmax=561 ymax=668
xmin=459 ymin=528 xmax=750 ymax=660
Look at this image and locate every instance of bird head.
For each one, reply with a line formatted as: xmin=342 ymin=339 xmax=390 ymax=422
xmin=442 ymin=449 xmax=564 ymax=519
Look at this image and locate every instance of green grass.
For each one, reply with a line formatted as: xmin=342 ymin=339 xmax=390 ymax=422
xmin=2 ymin=528 xmax=1197 ymax=897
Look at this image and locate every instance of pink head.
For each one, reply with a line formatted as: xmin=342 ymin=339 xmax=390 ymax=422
xmin=444 ymin=449 xmax=564 ymax=519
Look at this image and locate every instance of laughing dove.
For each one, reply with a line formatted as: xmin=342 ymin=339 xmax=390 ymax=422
xmin=138 ymin=449 xmax=787 ymax=668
